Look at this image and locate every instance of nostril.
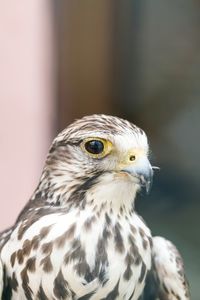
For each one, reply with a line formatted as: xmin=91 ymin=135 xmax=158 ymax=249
xmin=129 ymin=155 xmax=136 ymax=161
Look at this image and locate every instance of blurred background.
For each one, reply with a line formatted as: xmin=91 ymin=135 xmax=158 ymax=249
xmin=0 ymin=0 xmax=200 ymax=298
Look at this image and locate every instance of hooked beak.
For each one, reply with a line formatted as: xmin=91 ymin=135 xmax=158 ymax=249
xmin=137 ymin=167 xmax=153 ymax=194
xmin=121 ymin=156 xmax=153 ymax=194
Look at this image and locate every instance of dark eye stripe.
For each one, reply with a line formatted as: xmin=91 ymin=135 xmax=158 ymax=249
xmin=85 ymin=140 xmax=104 ymax=155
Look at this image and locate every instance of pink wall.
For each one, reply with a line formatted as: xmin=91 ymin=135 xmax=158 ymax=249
xmin=0 ymin=1 xmax=55 ymax=230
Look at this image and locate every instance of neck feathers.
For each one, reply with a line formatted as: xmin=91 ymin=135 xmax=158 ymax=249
xmin=31 ymin=170 xmax=139 ymax=215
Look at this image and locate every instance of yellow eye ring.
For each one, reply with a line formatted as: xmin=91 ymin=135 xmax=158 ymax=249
xmin=81 ymin=138 xmax=113 ymax=158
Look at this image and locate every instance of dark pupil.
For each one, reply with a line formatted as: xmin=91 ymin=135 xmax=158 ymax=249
xmin=85 ymin=140 xmax=104 ymax=155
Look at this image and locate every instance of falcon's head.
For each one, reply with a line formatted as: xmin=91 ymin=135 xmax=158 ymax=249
xmin=36 ymin=115 xmax=153 ymax=211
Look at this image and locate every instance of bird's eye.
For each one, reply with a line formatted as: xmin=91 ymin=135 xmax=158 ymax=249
xmin=85 ymin=140 xmax=104 ymax=155
xmin=81 ymin=138 xmax=113 ymax=158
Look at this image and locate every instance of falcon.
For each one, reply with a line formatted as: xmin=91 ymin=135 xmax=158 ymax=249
xmin=0 ymin=114 xmax=190 ymax=299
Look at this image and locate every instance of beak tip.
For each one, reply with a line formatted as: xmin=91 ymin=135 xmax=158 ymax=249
xmin=145 ymin=180 xmax=152 ymax=194
xmin=139 ymin=169 xmax=153 ymax=194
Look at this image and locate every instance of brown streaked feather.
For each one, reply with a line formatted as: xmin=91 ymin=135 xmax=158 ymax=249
xmin=142 ymin=236 xmax=190 ymax=300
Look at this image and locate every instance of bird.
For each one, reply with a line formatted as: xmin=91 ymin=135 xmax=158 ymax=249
xmin=0 ymin=114 xmax=190 ymax=299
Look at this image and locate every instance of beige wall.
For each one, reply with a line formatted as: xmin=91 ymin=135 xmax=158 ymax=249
xmin=0 ymin=1 xmax=55 ymax=230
